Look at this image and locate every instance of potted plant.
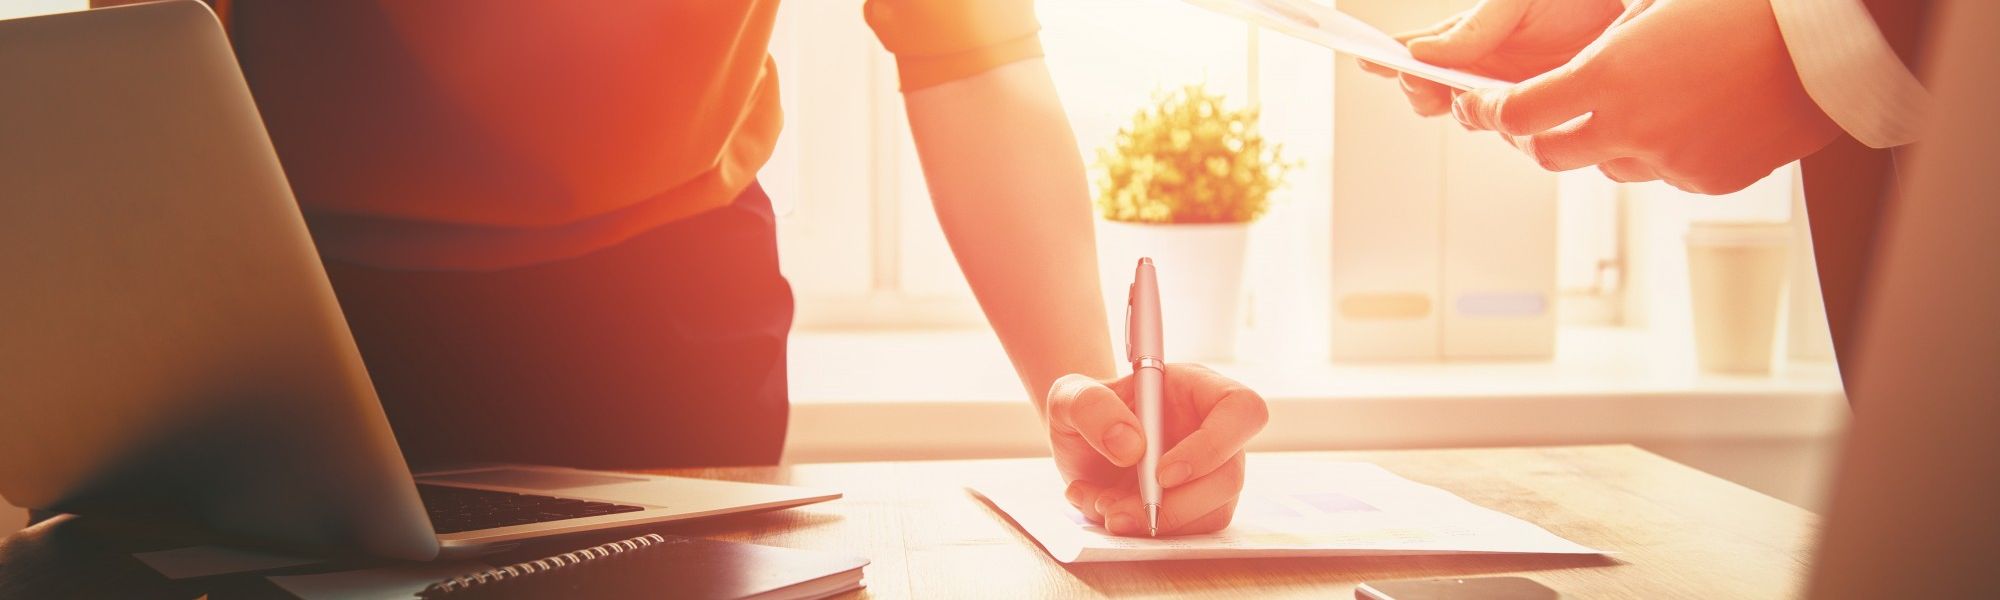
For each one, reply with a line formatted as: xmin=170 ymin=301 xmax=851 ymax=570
xmin=1094 ymin=83 xmax=1296 ymax=361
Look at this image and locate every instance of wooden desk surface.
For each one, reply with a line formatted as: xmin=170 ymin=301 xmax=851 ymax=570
xmin=0 ymin=445 xmax=1816 ymax=599
xmin=648 ymin=445 xmax=1818 ymax=599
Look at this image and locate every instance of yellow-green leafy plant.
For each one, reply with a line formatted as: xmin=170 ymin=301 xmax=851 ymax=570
xmin=1094 ymin=83 xmax=1297 ymax=224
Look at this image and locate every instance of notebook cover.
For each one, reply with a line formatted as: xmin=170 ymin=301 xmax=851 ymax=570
xmin=439 ymin=535 xmax=867 ymax=600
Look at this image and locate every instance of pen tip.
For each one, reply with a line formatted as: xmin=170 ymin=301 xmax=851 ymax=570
xmin=1147 ymin=504 xmax=1158 ymax=537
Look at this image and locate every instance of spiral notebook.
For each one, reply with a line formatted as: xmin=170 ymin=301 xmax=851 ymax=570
xmin=267 ymin=534 xmax=867 ymax=600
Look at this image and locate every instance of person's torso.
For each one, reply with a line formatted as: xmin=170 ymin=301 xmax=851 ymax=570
xmin=226 ymin=1 xmax=783 ymax=270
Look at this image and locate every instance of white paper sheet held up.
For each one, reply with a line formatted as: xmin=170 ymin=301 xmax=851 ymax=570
xmin=1181 ymin=0 xmax=1512 ymax=91
xmin=971 ymin=459 xmax=1603 ymax=563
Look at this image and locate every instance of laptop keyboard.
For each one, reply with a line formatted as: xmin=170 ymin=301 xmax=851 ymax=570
xmin=417 ymin=483 xmax=647 ymax=534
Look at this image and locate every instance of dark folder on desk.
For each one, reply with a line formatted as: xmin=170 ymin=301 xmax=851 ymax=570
xmin=370 ymin=534 xmax=866 ymax=600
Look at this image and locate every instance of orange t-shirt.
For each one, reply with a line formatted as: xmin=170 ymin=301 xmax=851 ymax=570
xmin=219 ymin=1 xmax=1042 ymax=270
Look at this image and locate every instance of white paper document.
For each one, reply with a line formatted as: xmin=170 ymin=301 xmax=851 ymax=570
xmin=971 ymin=459 xmax=1603 ymax=563
xmin=1181 ymin=0 xmax=1512 ymax=90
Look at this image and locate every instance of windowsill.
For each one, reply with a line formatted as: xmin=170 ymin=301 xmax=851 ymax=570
xmin=783 ymin=326 xmax=1849 ymax=465
xmin=791 ymin=326 xmax=1844 ymax=406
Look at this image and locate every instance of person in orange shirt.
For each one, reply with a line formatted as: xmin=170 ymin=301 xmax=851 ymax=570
xmin=91 ymin=1 xmax=1265 ymax=537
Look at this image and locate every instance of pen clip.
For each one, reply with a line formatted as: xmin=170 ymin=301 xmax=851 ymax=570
xmin=1124 ymin=283 xmax=1137 ymax=363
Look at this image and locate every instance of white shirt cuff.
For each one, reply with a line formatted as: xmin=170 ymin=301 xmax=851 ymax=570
xmin=1769 ymin=0 xmax=1930 ymax=148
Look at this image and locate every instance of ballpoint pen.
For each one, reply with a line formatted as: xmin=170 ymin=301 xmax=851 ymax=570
xmin=1126 ymin=258 xmax=1165 ymax=537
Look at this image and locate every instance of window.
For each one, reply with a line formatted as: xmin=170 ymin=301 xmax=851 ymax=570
xmin=3 ymin=0 xmax=77 ymax=18
xmin=761 ymin=0 xmax=1824 ymax=366
xmin=762 ymin=0 xmax=1334 ymax=362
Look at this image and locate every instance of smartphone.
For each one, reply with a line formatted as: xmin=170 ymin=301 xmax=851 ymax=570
xmin=1355 ymin=577 xmax=1560 ymax=600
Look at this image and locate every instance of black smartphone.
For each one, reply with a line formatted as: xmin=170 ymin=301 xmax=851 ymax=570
xmin=1355 ymin=576 xmax=1560 ymax=600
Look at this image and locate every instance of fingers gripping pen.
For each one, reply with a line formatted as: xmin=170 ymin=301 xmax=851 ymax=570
xmin=1126 ymin=258 xmax=1165 ymax=536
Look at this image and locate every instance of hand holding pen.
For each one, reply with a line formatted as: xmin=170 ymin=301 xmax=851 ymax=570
xmin=1042 ymin=258 xmax=1271 ymax=537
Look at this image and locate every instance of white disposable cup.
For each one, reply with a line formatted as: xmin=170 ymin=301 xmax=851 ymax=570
xmin=1686 ymin=222 xmax=1791 ymax=374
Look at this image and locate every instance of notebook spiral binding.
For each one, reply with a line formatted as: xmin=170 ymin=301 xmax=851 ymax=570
xmin=419 ymin=533 xmax=669 ymax=597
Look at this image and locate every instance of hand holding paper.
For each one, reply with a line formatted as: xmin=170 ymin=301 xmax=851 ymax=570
xmin=1441 ymin=0 xmax=1842 ymax=194
xmin=1252 ymin=0 xmax=1841 ymax=194
xmin=1351 ymin=0 xmax=1625 ymax=118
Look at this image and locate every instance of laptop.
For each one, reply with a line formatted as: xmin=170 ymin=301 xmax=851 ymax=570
xmin=0 ymin=1 xmax=834 ymax=561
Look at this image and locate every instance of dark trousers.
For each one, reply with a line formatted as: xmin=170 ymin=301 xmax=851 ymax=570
xmin=321 ymin=183 xmax=793 ymax=470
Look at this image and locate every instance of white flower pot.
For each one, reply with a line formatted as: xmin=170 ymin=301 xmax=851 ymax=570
xmin=1096 ymin=221 xmax=1251 ymax=362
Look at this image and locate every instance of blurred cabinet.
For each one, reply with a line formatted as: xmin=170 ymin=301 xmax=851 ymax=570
xmin=1330 ymin=0 xmax=1556 ymax=362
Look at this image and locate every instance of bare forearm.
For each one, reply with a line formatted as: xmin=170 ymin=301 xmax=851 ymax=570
xmin=902 ymin=58 xmax=1116 ymax=411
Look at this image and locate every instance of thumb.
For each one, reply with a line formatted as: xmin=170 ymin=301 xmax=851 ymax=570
xmin=1407 ymin=0 xmax=1531 ymax=66
xmin=1451 ymin=62 xmax=1596 ymax=136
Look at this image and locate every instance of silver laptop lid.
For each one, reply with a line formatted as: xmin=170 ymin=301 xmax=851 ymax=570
xmin=0 ymin=1 xmax=437 ymax=560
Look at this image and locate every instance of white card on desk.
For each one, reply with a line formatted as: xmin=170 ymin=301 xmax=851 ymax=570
xmin=1181 ymin=0 xmax=1512 ymax=91
xmin=133 ymin=544 xmax=324 ymax=579
xmin=970 ymin=459 xmax=1603 ymax=563
xmin=267 ymin=561 xmax=484 ymax=600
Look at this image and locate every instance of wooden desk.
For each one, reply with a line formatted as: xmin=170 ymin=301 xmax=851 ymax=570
xmin=653 ymin=445 xmax=1817 ymax=598
xmin=0 ymin=445 xmax=1816 ymax=598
